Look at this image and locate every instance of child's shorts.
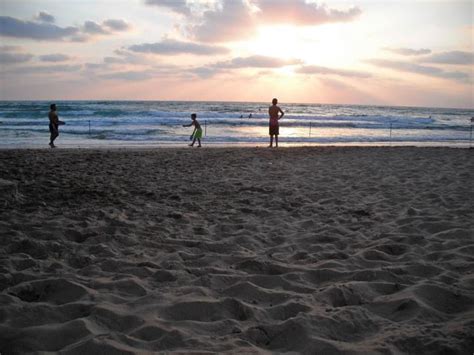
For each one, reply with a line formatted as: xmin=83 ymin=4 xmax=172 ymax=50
xmin=194 ymin=128 xmax=203 ymax=139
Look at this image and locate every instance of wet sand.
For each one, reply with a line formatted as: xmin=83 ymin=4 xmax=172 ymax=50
xmin=0 ymin=147 xmax=473 ymax=354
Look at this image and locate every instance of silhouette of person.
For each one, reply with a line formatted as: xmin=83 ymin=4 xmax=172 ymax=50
xmin=48 ymin=104 xmax=61 ymax=148
xmin=182 ymin=113 xmax=202 ymax=147
xmin=248 ymin=113 xmax=252 ymax=118
xmin=268 ymin=98 xmax=284 ymax=147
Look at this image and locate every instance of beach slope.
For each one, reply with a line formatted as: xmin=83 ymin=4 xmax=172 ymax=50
xmin=0 ymin=147 xmax=473 ymax=354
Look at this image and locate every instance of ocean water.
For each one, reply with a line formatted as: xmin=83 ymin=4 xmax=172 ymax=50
xmin=0 ymin=101 xmax=473 ymax=148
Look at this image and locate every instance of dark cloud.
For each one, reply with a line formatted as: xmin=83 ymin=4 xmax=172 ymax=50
xmin=100 ymin=70 xmax=153 ymax=81
xmin=82 ymin=20 xmax=108 ymax=35
xmin=254 ymin=0 xmax=361 ymax=25
xmin=38 ymin=53 xmax=71 ymax=62
xmin=384 ymin=47 xmax=431 ymax=56
xmin=421 ymin=51 xmax=474 ymax=65
xmin=366 ymin=58 xmax=469 ymax=82
xmin=0 ymin=44 xmax=33 ymax=65
xmin=0 ymin=16 xmax=78 ymax=40
xmin=129 ymin=39 xmax=229 ymax=55
xmin=4 ymin=64 xmax=82 ymax=74
xmin=0 ymin=51 xmax=33 ymax=64
xmin=296 ymin=65 xmax=371 ymax=78
xmin=103 ymin=19 xmax=130 ymax=31
xmin=84 ymin=62 xmax=109 ymax=71
xmin=104 ymin=56 xmax=126 ymax=64
xmin=144 ymin=0 xmax=191 ymax=16
xmin=189 ymin=66 xmax=219 ymax=78
xmin=35 ymin=11 xmax=55 ymax=23
xmin=0 ymin=16 xmax=132 ymax=41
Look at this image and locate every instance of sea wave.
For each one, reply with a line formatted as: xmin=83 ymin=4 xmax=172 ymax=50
xmin=1 ymin=101 xmax=472 ymax=146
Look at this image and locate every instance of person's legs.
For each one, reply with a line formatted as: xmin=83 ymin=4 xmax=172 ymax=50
xmin=275 ymin=135 xmax=278 ymax=147
xmin=189 ymin=137 xmax=196 ymax=146
xmin=49 ymin=130 xmax=58 ymax=147
xmin=269 ymin=135 xmax=273 ymax=147
xmin=197 ymin=138 xmax=201 ymax=147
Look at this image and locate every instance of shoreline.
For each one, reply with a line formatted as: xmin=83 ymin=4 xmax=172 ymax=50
xmin=0 ymin=140 xmax=473 ymax=150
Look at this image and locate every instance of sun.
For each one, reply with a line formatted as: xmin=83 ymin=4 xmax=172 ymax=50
xmin=239 ymin=23 xmax=369 ymax=68
xmin=248 ymin=25 xmax=304 ymax=60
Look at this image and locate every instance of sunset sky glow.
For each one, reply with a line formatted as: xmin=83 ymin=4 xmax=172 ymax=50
xmin=1 ymin=0 xmax=473 ymax=108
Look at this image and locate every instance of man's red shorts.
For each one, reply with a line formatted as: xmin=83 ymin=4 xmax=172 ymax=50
xmin=269 ymin=125 xmax=279 ymax=136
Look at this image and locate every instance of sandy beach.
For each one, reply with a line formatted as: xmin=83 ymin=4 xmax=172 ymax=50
xmin=0 ymin=146 xmax=473 ymax=354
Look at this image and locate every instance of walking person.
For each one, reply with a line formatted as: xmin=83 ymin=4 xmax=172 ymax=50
xmin=48 ymin=103 xmax=64 ymax=148
xmin=183 ymin=113 xmax=202 ymax=147
xmin=268 ymin=98 xmax=284 ymax=148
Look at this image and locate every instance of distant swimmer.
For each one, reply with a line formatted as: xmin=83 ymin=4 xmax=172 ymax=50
xmin=248 ymin=113 xmax=252 ymax=118
xmin=183 ymin=113 xmax=202 ymax=147
xmin=268 ymin=98 xmax=284 ymax=148
xmin=48 ymin=103 xmax=65 ymax=148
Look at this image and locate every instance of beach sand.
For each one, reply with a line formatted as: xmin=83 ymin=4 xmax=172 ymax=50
xmin=0 ymin=147 xmax=473 ymax=354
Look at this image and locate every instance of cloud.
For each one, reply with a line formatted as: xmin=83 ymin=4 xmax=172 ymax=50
xmin=129 ymin=39 xmax=229 ymax=55
xmin=384 ymin=47 xmax=431 ymax=56
xmin=421 ymin=51 xmax=474 ymax=65
xmin=144 ymin=0 xmax=191 ymax=16
xmin=187 ymin=0 xmax=361 ymax=42
xmin=38 ymin=53 xmax=71 ymax=62
xmin=215 ymin=55 xmax=302 ymax=68
xmin=0 ymin=51 xmax=33 ymax=64
xmin=0 ymin=16 xmax=78 ymax=40
xmin=84 ymin=62 xmax=109 ymax=71
xmin=190 ymin=0 xmax=256 ymax=42
xmin=103 ymin=56 xmax=126 ymax=64
xmin=0 ymin=45 xmax=21 ymax=51
xmin=4 ymin=64 xmax=82 ymax=74
xmin=99 ymin=70 xmax=153 ymax=81
xmin=296 ymin=65 xmax=371 ymax=78
xmin=188 ymin=66 xmax=218 ymax=79
xmin=366 ymin=58 xmax=469 ymax=82
xmin=82 ymin=20 xmax=108 ymax=35
xmin=102 ymin=49 xmax=151 ymax=65
xmin=190 ymin=55 xmax=302 ymax=78
xmin=0 ymin=45 xmax=34 ymax=64
xmin=0 ymin=15 xmax=132 ymax=41
xmin=253 ymin=0 xmax=362 ymax=26
xmin=103 ymin=19 xmax=130 ymax=31
xmin=35 ymin=11 xmax=55 ymax=23
xmin=84 ymin=49 xmax=153 ymax=74
xmin=82 ymin=19 xmax=131 ymax=35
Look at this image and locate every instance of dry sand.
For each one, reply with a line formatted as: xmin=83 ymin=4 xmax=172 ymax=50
xmin=0 ymin=147 xmax=473 ymax=354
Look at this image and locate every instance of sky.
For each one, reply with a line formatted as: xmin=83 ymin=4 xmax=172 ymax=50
xmin=0 ymin=0 xmax=473 ymax=108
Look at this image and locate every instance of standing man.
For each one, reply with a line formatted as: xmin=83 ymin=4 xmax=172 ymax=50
xmin=268 ymin=98 xmax=284 ymax=148
xmin=48 ymin=103 xmax=61 ymax=148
